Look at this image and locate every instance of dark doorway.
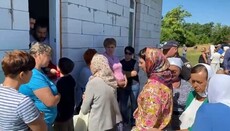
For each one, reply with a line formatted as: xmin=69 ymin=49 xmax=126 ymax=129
xmin=29 ymin=0 xmax=49 ymax=24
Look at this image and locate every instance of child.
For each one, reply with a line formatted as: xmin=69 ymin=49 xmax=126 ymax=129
xmin=53 ymin=57 xmax=76 ymax=131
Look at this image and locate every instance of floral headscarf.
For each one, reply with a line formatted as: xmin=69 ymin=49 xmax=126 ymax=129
xmin=144 ymin=48 xmax=172 ymax=86
xmin=90 ymin=54 xmax=118 ymax=88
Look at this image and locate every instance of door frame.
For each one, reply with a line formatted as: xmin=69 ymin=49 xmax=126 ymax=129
xmin=49 ymin=0 xmax=61 ymax=64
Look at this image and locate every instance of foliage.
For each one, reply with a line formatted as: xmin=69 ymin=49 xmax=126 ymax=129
xmin=161 ymin=6 xmax=230 ymax=46
xmin=211 ymin=24 xmax=230 ymax=44
xmin=161 ymin=6 xmax=191 ymax=46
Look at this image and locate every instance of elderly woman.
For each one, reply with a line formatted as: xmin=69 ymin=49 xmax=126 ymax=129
xmin=81 ymin=54 xmax=122 ymax=131
xmin=131 ymin=47 xmax=173 ymax=131
xmin=19 ymin=43 xmax=60 ymax=130
xmin=167 ymin=57 xmax=192 ymax=130
xmin=0 ymin=50 xmax=47 ymax=131
xmin=103 ymin=38 xmax=127 ymax=87
xmin=150 ymin=63 xmax=215 ymax=131
xmin=192 ymin=74 xmax=230 ymax=130
xmin=179 ymin=63 xmax=214 ymax=130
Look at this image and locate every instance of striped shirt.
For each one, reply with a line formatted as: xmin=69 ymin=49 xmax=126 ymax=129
xmin=0 ymin=85 xmax=40 ymax=131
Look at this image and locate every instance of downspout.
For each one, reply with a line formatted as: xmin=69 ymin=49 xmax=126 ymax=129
xmin=132 ymin=0 xmax=137 ymax=50
xmin=59 ymin=0 xmax=62 ymax=58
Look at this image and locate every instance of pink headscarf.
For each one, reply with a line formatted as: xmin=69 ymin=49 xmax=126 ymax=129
xmin=144 ymin=48 xmax=172 ymax=87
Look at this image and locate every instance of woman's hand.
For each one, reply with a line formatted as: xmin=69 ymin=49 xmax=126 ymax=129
xmin=133 ymin=108 xmax=138 ymax=118
xmin=50 ymin=68 xmax=58 ymax=74
xmin=82 ymin=92 xmax=85 ymax=100
xmin=118 ymin=75 xmax=128 ymax=88
xmin=117 ymin=80 xmax=126 ymax=88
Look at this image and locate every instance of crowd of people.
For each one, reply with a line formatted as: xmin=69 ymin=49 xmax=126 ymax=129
xmin=198 ymin=44 xmax=230 ymax=74
xmin=0 ymin=18 xmax=230 ymax=131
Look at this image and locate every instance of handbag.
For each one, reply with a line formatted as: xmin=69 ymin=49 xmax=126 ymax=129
xmin=74 ymin=111 xmax=89 ymax=131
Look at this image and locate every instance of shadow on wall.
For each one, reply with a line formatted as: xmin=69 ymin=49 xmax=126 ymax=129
xmin=0 ymin=71 xmax=4 ymax=83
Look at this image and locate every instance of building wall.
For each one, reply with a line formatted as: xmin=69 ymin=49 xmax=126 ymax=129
xmin=135 ymin=0 xmax=162 ymax=52
xmin=0 ymin=0 xmax=162 ymax=82
xmin=61 ymin=0 xmax=131 ymax=77
xmin=61 ymin=0 xmax=163 ymax=78
xmin=0 ymin=0 xmax=30 ymax=82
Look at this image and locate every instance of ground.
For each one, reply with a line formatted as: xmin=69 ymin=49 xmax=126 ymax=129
xmin=178 ymin=44 xmax=210 ymax=66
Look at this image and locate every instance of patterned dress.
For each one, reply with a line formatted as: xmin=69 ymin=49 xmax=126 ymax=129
xmin=132 ymin=79 xmax=173 ymax=131
xmin=132 ymin=47 xmax=173 ymax=131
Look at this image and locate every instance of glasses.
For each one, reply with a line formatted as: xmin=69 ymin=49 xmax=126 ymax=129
xmin=125 ymin=52 xmax=133 ymax=55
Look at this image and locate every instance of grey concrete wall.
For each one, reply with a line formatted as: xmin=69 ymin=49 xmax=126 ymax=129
xmin=0 ymin=0 xmax=163 ymax=83
xmin=135 ymin=0 xmax=162 ymax=52
xmin=61 ymin=0 xmax=131 ymax=78
xmin=0 ymin=0 xmax=29 ymax=82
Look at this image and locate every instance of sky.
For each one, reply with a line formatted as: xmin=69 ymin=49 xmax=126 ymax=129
xmin=162 ymin=0 xmax=230 ymax=26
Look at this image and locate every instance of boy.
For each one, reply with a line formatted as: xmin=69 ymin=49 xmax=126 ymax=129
xmin=54 ymin=57 xmax=76 ymax=131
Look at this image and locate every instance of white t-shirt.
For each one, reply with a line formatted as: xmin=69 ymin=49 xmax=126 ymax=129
xmin=179 ymin=98 xmax=204 ymax=129
xmin=211 ymin=52 xmax=221 ymax=64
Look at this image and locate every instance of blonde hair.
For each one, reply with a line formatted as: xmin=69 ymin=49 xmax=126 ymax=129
xmin=29 ymin=42 xmax=52 ymax=56
xmin=201 ymin=47 xmax=206 ymax=52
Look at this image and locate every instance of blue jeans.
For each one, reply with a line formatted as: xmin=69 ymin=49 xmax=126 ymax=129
xmin=118 ymin=83 xmax=140 ymax=125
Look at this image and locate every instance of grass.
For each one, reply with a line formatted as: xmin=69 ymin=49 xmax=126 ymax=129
xmin=178 ymin=44 xmax=210 ymax=66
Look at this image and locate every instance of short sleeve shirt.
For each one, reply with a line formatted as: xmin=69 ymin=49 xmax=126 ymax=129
xmin=19 ymin=68 xmax=58 ymax=125
xmin=0 ymin=85 xmax=40 ymax=130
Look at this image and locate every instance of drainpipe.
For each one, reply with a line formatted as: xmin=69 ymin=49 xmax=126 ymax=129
xmin=132 ymin=0 xmax=137 ymax=49
xmin=59 ymin=0 xmax=62 ymax=58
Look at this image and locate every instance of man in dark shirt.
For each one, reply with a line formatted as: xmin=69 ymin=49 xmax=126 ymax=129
xmin=53 ymin=57 xmax=76 ymax=130
xmin=162 ymin=40 xmax=192 ymax=81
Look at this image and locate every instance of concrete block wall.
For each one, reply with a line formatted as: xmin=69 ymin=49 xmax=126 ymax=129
xmin=61 ymin=0 xmax=131 ymax=77
xmin=0 ymin=0 xmax=29 ymax=82
xmin=0 ymin=0 xmax=163 ymax=82
xmin=135 ymin=0 xmax=162 ymax=52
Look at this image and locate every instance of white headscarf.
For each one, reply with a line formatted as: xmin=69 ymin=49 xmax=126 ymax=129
xmin=197 ymin=63 xmax=214 ymax=80
xmin=194 ymin=63 xmax=215 ymax=97
xmin=208 ymin=74 xmax=230 ymax=107
xmin=167 ymin=57 xmax=184 ymax=69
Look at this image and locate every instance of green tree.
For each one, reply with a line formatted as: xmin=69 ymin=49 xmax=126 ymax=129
xmin=161 ymin=6 xmax=192 ymax=46
xmin=161 ymin=7 xmax=230 ymax=46
xmin=211 ymin=23 xmax=230 ymax=44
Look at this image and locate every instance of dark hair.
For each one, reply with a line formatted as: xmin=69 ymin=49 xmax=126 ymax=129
xmin=1 ymin=50 xmax=35 ymax=78
xmin=58 ymin=57 xmax=74 ymax=75
xmin=191 ymin=64 xmax=208 ymax=79
xmin=162 ymin=48 xmax=170 ymax=55
xmin=29 ymin=13 xmax=36 ymax=19
xmin=124 ymin=46 xmax=135 ymax=54
xmin=103 ymin=38 xmax=117 ymax=47
xmin=138 ymin=47 xmax=147 ymax=60
xmin=83 ymin=49 xmax=97 ymax=66
xmin=34 ymin=20 xmax=48 ymax=31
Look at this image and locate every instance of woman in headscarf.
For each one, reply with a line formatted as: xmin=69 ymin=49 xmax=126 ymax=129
xmin=192 ymin=74 xmax=230 ymax=131
xmin=131 ymin=47 xmax=173 ymax=131
xmin=81 ymin=54 xmax=122 ymax=131
xmin=179 ymin=63 xmax=214 ymax=131
xmin=150 ymin=63 xmax=215 ymax=131
xmin=167 ymin=57 xmax=192 ymax=130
